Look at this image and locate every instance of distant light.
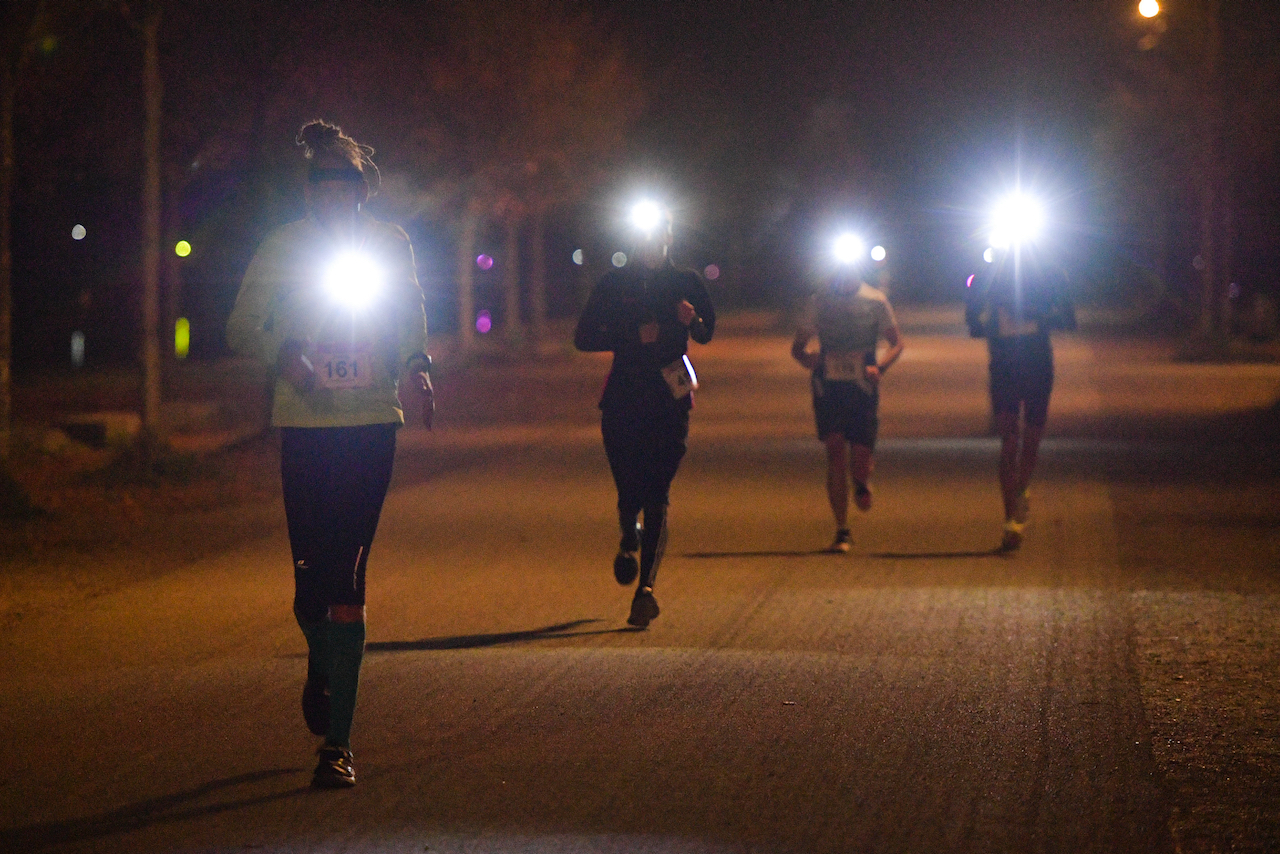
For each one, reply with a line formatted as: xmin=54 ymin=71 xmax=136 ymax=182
xmin=988 ymin=193 xmax=1045 ymax=249
xmin=71 ymin=224 xmax=86 ymax=241
xmin=1192 ymin=254 xmax=1207 ymax=271
xmin=833 ymin=232 xmax=865 ymax=265
xmin=870 ymin=245 xmax=886 ymax=262
xmin=704 ymin=264 xmax=720 ymax=281
xmin=572 ymin=249 xmax=584 ymax=265
xmin=71 ymin=331 xmax=85 ymax=368
xmin=476 ymin=310 xmax=492 ymax=334
xmin=630 ymin=200 xmax=664 ymax=236
xmin=1229 ymin=282 xmax=1241 ymax=299
xmin=1138 ymin=0 xmax=1160 ymax=18
xmin=966 ymin=274 xmax=976 ymax=288
xmin=175 ymin=317 xmax=190 ymax=360
xmin=323 ymin=250 xmax=384 ymax=310
xmin=476 ymin=254 xmax=493 ymax=270
xmin=174 ymin=240 xmax=192 ymax=257
xmin=612 ymin=252 xmax=628 ymax=268
xmin=39 ymin=35 xmax=57 ymax=54
xmin=983 ymin=248 xmax=995 ymax=263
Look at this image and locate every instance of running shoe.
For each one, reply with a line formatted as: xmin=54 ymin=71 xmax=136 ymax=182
xmin=854 ymin=482 xmax=873 ymax=512
xmin=302 ymin=675 xmax=330 ymax=737
xmin=999 ymin=519 xmax=1025 ymax=553
xmin=627 ymin=587 xmax=660 ymax=628
xmin=312 ymin=744 xmax=356 ymax=788
xmin=828 ymin=528 xmax=852 ymax=553
xmin=613 ymin=550 xmax=639 ymax=586
xmin=1014 ymin=489 xmax=1030 ymax=525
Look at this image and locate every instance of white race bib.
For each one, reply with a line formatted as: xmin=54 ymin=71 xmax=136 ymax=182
xmin=313 ymin=342 xmax=376 ymax=390
xmin=661 ymin=355 xmax=699 ymax=399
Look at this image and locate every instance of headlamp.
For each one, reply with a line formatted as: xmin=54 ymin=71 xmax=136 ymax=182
xmin=323 ymin=251 xmax=384 ymax=310
xmin=833 ymin=232 xmax=866 ymax=265
xmin=988 ymin=192 xmax=1045 ymax=250
xmin=630 ymin=200 xmax=666 ymax=237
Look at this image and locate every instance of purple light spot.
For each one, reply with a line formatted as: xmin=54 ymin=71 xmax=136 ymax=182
xmin=476 ymin=254 xmax=494 ymax=270
xmin=965 ymin=274 xmax=975 ymax=288
xmin=704 ymin=264 xmax=720 ymax=281
xmin=476 ymin=310 xmax=492 ymax=334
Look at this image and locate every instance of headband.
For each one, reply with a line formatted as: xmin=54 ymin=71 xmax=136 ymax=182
xmin=308 ymin=166 xmax=366 ymax=184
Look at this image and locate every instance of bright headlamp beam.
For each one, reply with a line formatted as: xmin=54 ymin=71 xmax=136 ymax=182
xmin=630 ymin=200 xmax=665 ymax=236
xmin=833 ymin=232 xmax=866 ymax=265
xmin=323 ymin=251 xmax=384 ymax=310
xmin=988 ymin=193 xmax=1045 ymax=250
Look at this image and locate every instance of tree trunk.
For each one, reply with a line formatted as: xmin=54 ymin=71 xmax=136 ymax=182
xmin=528 ymin=208 xmax=547 ymax=345
xmin=140 ymin=6 xmax=163 ymax=430
xmin=501 ymin=215 xmax=523 ymax=349
xmin=455 ymin=203 xmax=479 ymax=353
xmin=0 ymin=61 xmax=14 ymax=460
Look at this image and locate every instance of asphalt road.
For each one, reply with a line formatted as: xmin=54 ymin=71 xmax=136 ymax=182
xmin=3 ymin=312 xmax=1279 ymax=853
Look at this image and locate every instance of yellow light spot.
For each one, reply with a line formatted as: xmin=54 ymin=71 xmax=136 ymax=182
xmin=1138 ymin=0 xmax=1160 ymax=18
xmin=175 ymin=240 xmax=192 ymax=257
xmin=175 ymin=317 xmax=190 ymax=359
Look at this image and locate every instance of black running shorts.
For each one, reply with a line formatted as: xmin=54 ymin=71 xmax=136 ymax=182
xmin=812 ymin=376 xmax=879 ymax=448
xmin=988 ymin=334 xmax=1054 ymax=428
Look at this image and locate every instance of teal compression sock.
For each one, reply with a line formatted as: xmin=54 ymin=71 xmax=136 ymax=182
xmin=325 ymin=620 xmax=366 ymax=749
xmin=296 ymin=618 xmax=329 ymax=685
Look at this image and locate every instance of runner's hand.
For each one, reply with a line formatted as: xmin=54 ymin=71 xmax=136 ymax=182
xmin=677 ymin=300 xmax=697 ymax=326
xmin=401 ymin=371 xmax=434 ymax=430
xmin=865 ymin=364 xmax=881 ymax=386
xmin=278 ymin=340 xmax=315 ymax=392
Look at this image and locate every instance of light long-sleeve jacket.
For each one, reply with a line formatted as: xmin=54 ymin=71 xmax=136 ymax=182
xmin=227 ymin=212 xmax=428 ymax=428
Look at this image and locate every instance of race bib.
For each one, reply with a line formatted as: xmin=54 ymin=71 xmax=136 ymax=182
xmin=661 ymin=355 xmax=699 ymax=399
xmin=823 ymin=352 xmax=867 ymax=382
xmin=313 ymin=342 xmax=376 ymax=390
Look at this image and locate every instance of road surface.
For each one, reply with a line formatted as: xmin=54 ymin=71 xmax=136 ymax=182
xmin=2 ymin=310 xmax=1278 ymax=853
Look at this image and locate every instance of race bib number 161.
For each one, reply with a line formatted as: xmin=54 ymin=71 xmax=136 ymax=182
xmin=314 ymin=343 xmax=375 ymax=390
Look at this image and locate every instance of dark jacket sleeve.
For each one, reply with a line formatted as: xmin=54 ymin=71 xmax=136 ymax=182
xmin=964 ymin=285 xmax=987 ymax=339
xmin=574 ymin=278 xmax=620 ymax=352
xmin=686 ymin=273 xmax=715 ymax=345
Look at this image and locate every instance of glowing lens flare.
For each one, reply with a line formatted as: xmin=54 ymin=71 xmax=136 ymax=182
xmin=988 ymin=193 xmax=1046 ymax=250
xmin=174 ymin=240 xmax=192 ymax=257
xmin=1139 ymin=0 xmax=1160 ymax=18
xmin=833 ymin=232 xmax=866 ymax=265
xmin=870 ymin=245 xmax=887 ymax=262
xmin=630 ymin=200 xmax=665 ymax=236
xmin=323 ymin=251 xmax=384 ymax=310
xmin=175 ymin=317 xmax=190 ymax=359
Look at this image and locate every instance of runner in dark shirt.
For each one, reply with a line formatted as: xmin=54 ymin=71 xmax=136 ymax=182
xmin=574 ymin=203 xmax=714 ymax=627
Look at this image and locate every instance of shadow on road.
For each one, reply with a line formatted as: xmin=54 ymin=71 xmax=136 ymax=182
xmin=683 ymin=549 xmax=832 ymax=558
xmin=365 ymin=619 xmax=630 ymax=653
xmin=8 ymin=769 xmax=306 ymax=851
xmin=870 ymin=549 xmax=1003 ymax=559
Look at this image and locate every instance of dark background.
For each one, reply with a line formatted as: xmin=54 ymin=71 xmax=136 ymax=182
xmin=8 ymin=0 xmax=1279 ymax=366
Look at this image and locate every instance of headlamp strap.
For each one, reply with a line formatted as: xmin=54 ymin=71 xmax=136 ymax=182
xmin=308 ymin=166 xmax=366 ymax=184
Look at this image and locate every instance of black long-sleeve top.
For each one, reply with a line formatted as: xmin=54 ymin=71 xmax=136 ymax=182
xmin=965 ymin=255 xmax=1076 ymax=342
xmin=574 ymin=261 xmax=715 ymax=416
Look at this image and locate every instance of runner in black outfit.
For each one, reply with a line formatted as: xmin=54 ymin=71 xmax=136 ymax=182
xmin=574 ymin=204 xmax=715 ymax=627
xmin=965 ymin=247 xmax=1075 ymax=552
